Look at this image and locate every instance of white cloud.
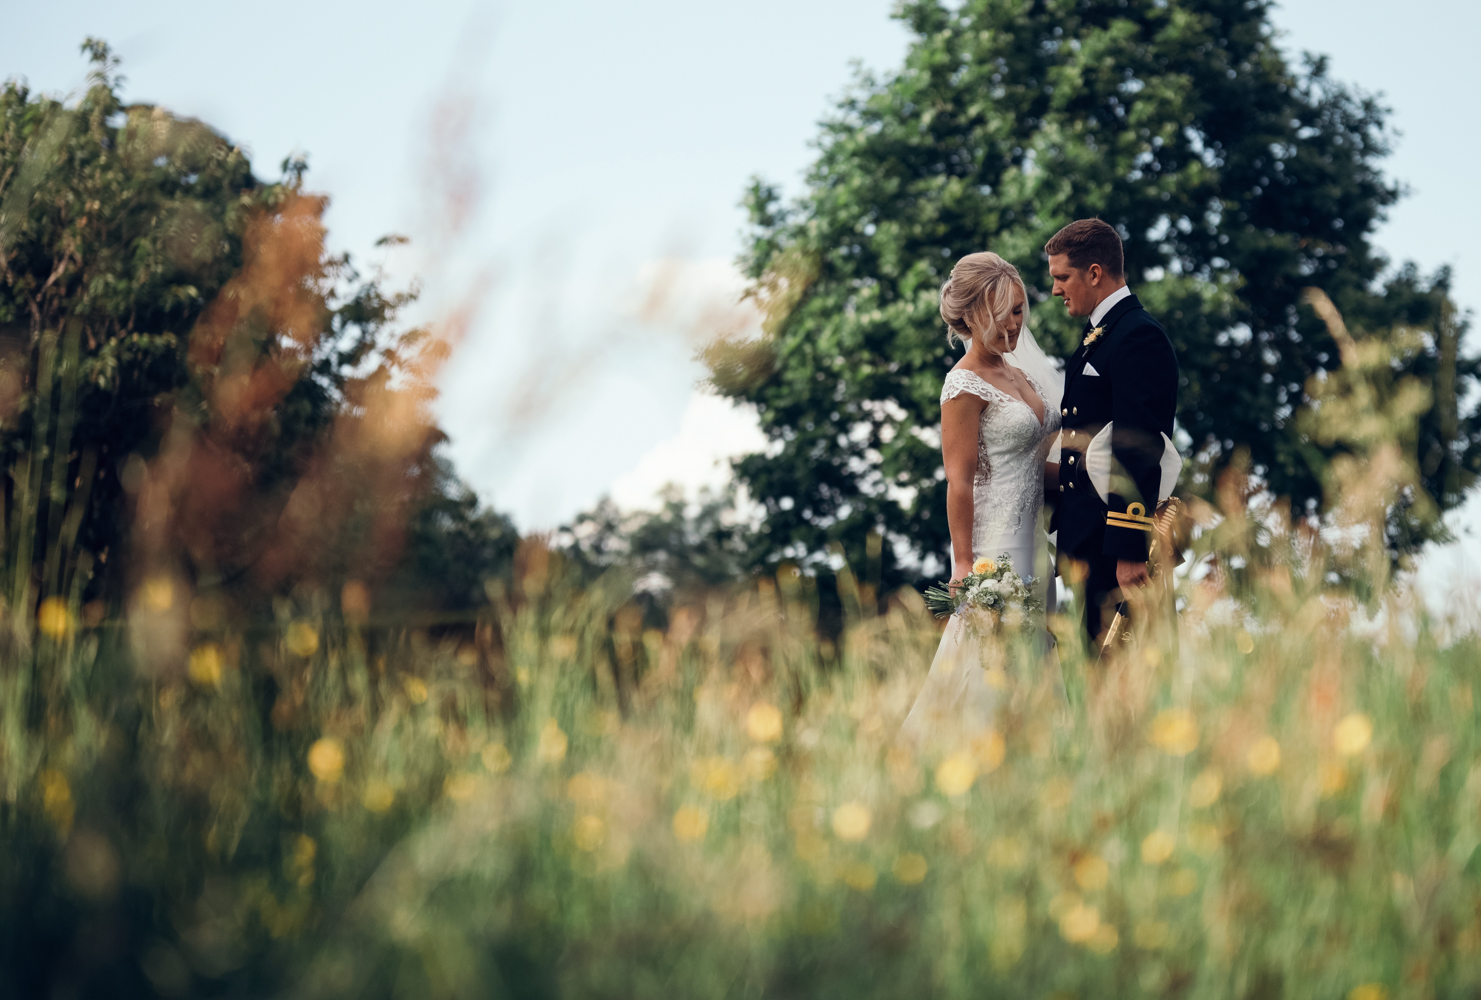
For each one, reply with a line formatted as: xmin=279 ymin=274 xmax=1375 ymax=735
xmin=609 ymin=391 xmax=767 ymax=511
xmin=435 ymin=255 xmax=766 ymax=528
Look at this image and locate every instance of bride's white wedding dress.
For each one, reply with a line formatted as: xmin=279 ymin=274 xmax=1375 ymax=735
xmin=898 ymin=365 xmax=1061 ymax=747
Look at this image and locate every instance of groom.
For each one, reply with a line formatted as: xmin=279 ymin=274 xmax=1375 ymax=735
xmin=1045 ymin=219 xmax=1179 ymax=649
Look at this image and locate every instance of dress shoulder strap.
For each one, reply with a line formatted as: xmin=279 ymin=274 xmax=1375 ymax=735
xmin=941 ymin=368 xmax=1003 ymax=405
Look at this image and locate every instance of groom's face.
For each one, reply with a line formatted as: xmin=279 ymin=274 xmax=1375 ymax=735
xmin=1048 ymin=254 xmax=1104 ymax=319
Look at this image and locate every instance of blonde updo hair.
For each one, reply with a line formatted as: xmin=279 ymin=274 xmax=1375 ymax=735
xmin=939 ymin=252 xmax=1029 ymax=353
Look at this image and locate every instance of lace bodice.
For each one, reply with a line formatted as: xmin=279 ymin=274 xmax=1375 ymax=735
xmin=940 ymin=367 xmax=1061 ymax=561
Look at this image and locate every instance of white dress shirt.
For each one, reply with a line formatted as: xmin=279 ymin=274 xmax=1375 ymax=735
xmin=1088 ymin=284 xmax=1132 ymax=328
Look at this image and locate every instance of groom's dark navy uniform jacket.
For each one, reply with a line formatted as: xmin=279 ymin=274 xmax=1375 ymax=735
xmin=1051 ymin=292 xmax=1179 ymax=566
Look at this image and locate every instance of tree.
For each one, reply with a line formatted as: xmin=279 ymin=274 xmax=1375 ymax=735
xmin=718 ymin=0 xmax=1479 ymax=588
xmin=380 ymin=453 xmax=520 ymax=618
xmin=0 ymin=41 xmax=516 ymax=624
xmin=559 ymin=485 xmax=753 ymax=598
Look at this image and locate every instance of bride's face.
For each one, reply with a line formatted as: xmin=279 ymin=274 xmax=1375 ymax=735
xmin=988 ymin=290 xmax=1026 ymax=355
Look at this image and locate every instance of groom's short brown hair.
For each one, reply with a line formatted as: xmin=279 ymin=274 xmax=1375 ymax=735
xmin=1045 ymin=219 xmax=1124 ymax=278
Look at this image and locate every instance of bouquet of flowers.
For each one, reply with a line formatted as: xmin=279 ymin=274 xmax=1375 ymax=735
xmin=923 ymin=553 xmax=1042 ymax=635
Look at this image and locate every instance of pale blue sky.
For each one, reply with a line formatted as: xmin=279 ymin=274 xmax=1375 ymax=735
xmin=5 ymin=0 xmax=1481 ymax=600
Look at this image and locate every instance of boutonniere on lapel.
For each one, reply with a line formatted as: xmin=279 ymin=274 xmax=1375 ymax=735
xmin=1082 ymin=326 xmax=1105 ymax=349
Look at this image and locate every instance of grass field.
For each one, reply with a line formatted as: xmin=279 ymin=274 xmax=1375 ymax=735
xmin=3 ymin=293 xmax=1477 ymax=999
xmin=3 ymin=535 xmax=1480 ymax=999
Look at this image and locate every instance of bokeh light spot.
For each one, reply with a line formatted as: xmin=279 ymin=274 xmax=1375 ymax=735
xmin=37 ymin=598 xmax=72 ymax=640
xmin=1150 ymin=709 xmax=1199 ymax=756
xmin=572 ymin=814 xmax=605 ymax=852
xmin=1141 ymin=829 xmax=1176 ymax=865
xmin=188 ymin=643 xmax=224 ymax=687
xmin=307 ymin=738 xmax=345 ymax=783
xmin=361 ymin=780 xmax=394 ymax=812
xmin=1247 ymin=736 xmax=1281 ymax=776
xmin=893 ymin=852 xmax=928 ymax=884
xmin=673 ymin=806 xmax=708 ymax=842
xmin=481 ymin=742 xmax=513 ymax=773
xmin=935 ymin=752 xmax=978 ymax=797
xmin=1188 ymin=768 xmax=1223 ymax=808
xmin=537 ymin=719 xmax=568 ymax=764
xmin=1334 ymin=713 xmax=1373 ymax=756
xmin=285 ymin=620 xmax=319 ymax=658
xmin=1073 ymin=853 xmax=1109 ymax=891
xmin=831 ymin=802 xmax=872 ymax=841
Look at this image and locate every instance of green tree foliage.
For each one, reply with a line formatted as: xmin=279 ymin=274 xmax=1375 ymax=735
xmin=381 ymin=454 xmax=520 ymax=618
xmin=0 ymin=41 xmax=514 ymax=616
xmin=720 ymin=0 xmax=1478 ymax=586
xmin=560 ymin=485 xmax=753 ymax=597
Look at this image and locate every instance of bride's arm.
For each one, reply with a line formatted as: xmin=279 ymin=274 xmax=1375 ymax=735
xmin=941 ymin=393 xmax=987 ymax=583
xmin=1044 ymin=459 xmax=1060 ymax=494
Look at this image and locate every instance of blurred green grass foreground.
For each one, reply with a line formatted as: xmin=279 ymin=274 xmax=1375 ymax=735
xmin=6 ymin=34 xmax=1481 ymax=1000
xmin=9 ymin=463 xmax=1481 ymax=1000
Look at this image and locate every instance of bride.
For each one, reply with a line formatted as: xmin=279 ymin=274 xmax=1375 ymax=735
xmin=898 ymin=251 xmax=1063 ymax=747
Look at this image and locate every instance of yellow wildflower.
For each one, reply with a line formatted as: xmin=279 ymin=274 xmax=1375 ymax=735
xmin=892 ymin=853 xmax=928 ymax=884
xmin=1087 ymin=923 xmax=1119 ymax=954
xmin=285 ymin=620 xmax=319 ymax=658
xmin=1042 ymin=777 xmax=1074 ymax=810
xmin=1320 ymin=760 xmax=1348 ymax=797
xmin=1059 ymin=903 xmax=1101 ymax=943
xmin=361 ymin=780 xmax=394 ymax=812
xmin=537 ymin=719 xmax=568 ymax=764
xmin=1150 ymin=709 xmax=1199 ymax=756
xmin=935 ymin=753 xmax=978 ymax=797
xmin=188 ymin=644 xmax=224 ymax=687
xmin=841 ymin=862 xmax=877 ymax=892
xmin=141 ymin=576 xmax=174 ymax=612
xmin=972 ymin=731 xmax=1007 ymax=771
xmin=481 ymin=742 xmax=512 ymax=773
xmin=1167 ymin=868 xmax=1198 ymax=897
xmin=1334 ymin=713 xmax=1373 ymax=756
xmin=831 ymin=802 xmax=872 ymax=841
xmin=1141 ymin=830 xmax=1176 ymax=865
xmin=571 ymin=814 xmax=605 ymax=852
xmin=691 ymin=757 xmax=741 ymax=801
xmin=39 ymin=769 xmax=73 ymax=834
xmin=1188 ymin=823 xmax=1222 ymax=856
xmin=307 ymin=738 xmax=345 ymax=783
xmin=567 ymin=771 xmax=607 ymax=806
xmin=1188 ymin=768 xmax=1223 ymax=807
xmin=746 ymin=702 xmax=784 ymax=742
xmin=444 ymin=773 xmax=479 ymax=801
xmin=1073 ymin=854 xmax=1109 ymax=891
xmin=37 ymin=598 xmax=72 ymax=640
xmin=672 ymin=805 xmax=708 ymax=842
xmin=1247 ymin=736 xmax=1281 ymax=776
xmin=403 ymin=677 xmax=429 ymax=704
xmin=744 ymin=747 xmax=777 ymax=781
